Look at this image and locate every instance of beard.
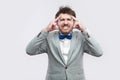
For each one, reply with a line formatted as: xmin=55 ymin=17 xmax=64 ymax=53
xmin=61 ymin=31 xmax=70 ymax=35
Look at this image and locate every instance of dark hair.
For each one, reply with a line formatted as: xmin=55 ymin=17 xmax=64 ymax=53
xmin=55 ymin=6 xmax=76 ymax=18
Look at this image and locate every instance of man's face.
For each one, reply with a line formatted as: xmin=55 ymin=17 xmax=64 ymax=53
xmin=57 ymin=13 xmax=74 ymax=35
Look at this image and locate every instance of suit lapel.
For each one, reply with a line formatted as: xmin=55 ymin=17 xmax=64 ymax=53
xmin=67 ymin=32 xmax=79 ymax=66
xmin=54 ymin=32 xmax=66 ymax=65
xmin=47 ymin=31 xmax=66 ymax=66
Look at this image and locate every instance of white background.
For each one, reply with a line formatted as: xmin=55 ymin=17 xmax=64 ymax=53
xmin=0 ymin=0 xmax=120 ymax=80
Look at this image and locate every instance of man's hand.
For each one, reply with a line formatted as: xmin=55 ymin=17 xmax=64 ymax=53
xmin=45 ymin=16 xmax=60 ymax=32
xmin=72 ymin=16 xmax=86 ymax=32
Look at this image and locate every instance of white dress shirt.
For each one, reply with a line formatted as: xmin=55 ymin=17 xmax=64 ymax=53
xmin=59 ymin=38 xmax=71 ymax=64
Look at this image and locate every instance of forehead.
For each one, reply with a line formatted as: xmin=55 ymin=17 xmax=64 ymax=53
xmin=59 ymin=13 xmax=72 ymax=19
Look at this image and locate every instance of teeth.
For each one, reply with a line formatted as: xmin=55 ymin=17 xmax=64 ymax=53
xmin=64 ymin=26 xmax=68 ymax=27
xmin=63 ymin=26 xmax=68 ymax=29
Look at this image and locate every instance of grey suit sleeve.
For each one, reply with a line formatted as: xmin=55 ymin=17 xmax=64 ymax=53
xmin=82 ymin=31 xmax=103 ymax=57
xmin=26 ymin=30 xmax=49 ymax=55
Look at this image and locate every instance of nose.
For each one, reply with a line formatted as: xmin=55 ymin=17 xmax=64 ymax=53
xmin=64 ymin=20 xmax=68 ymax=25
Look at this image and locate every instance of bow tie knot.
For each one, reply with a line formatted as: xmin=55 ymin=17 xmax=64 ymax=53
xmin=59 ymin=32 xmax=72 ymax=40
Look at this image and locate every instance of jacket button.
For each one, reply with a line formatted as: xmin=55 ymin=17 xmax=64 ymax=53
xmin=65 ymin=66 xmax=67 ymax=69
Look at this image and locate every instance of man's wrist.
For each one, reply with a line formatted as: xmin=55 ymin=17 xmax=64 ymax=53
xmin=81 ymin=28 xmax=90 ymax=38
xmin=44 ymin=28 xmax=50 ymax=32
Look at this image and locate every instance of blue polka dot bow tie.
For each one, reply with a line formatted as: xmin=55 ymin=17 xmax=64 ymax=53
xmin=59 ymin=32 xmax=72 ymax=40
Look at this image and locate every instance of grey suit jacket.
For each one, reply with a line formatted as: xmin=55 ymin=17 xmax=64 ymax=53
xmin=26 ymin=30 xmax=103 ymax=80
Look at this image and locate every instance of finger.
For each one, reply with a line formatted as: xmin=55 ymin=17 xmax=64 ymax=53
xmin=73 ymin=24 xmax=78 ymax=29
xmin=73 ymin=23 xmax=77 ymax=29
xmin=73 ymin=20 xmax=77 ymax=27
xmin=72 ymin=16 xmax=77 ymax=21
xmin=55 ymin=16 xmax=60 ymax=22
